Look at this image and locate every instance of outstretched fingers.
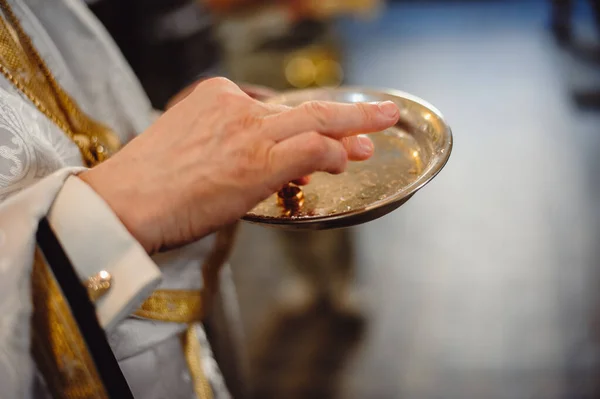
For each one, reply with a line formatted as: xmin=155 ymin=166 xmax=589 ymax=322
xmin=264 ymin=100 xmax=400 ymax=141
xmin=266 ymin=132 xmax=375 ymax=187
xmin=267 ymin=132 xmax=348 ymax=187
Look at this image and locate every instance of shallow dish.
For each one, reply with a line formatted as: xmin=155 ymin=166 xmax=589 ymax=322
xmin=243 ymin=87 xmax=453 ymax=230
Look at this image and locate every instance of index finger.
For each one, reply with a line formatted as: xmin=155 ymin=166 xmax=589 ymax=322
xmin=263 ymin=100 xmax=400 ymax=141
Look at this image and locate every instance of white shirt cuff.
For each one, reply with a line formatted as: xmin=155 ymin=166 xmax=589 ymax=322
xmin=47 ymin=175 xmax=162 ymax=331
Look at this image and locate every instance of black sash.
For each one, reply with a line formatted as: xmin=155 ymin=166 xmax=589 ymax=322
xmin=36 ymin=217 xmax=134 ymax=399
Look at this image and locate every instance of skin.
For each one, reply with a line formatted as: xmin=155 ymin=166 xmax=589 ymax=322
xmin=167 ymin=79 xmax=309 ymax=184
xmin=166 ymin=80 xmax=278 ymax=108
xmin=79 ymin=77 xmax=400 ymax=254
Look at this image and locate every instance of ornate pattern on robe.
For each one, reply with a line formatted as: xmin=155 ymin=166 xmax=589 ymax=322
xmin=0 ymin=0 xmax=231 ymax=397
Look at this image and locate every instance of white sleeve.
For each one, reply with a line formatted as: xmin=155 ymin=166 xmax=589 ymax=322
xmin=0 ymin=169 xmax=86 ymax=398
xmin=47 ymin=175 xmax=161 ymax=332
xmin=0 ymin=168 xmax=161 ymax=398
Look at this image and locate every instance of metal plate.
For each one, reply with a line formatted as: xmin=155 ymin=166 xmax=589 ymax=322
xmin=243 ymin=87 xmax=453 ymax=230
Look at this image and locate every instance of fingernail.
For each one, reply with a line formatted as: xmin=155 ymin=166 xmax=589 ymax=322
xmin=377 ymin=101 xmax=399 ymax=118
xmin=358 ymin=135 xmax=374 ymax=154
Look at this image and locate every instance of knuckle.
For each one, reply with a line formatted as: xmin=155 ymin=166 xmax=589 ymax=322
xmin=215 ymin=90 xmax=247 ymax=107
xmin=340 ymin=136 xmax=353 ymax=150
xmin=222 ymin=114 xmax=261 ymax=137
xmin=196 ymin=78 xmax=244 ymax=102
xmin=355 ymin=103 xmax=374 ymax=124
xmin=201 ymin=76 xmax=235 ymax=89
xmin=304 ymin=101 xmax=332 ymax=127
xmin=303 ymin=132 xmax=328 ymax=159
xmin=232 ymin=143 xmax=270 ymax=178
xmin=238 ymin=113 xmax=262 ymax=131
xmin=330 ymin=141 xmax=348 ymax=174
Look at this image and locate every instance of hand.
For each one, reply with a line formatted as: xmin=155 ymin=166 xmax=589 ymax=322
xmin=80 ymin=78 xmax=400 ymax=254
xmin=168 ymin=80 xmax=313 ymax=183
xmin=166 ymin=79 xmax=277 ymax=110
xmin=168 ymin=80 xmax=311 ymax=185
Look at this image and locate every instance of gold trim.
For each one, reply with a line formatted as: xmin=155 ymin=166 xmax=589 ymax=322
xmin=0 ymin=0 xmax=120 ymax=166
xmin=182 ymin=325 xmax=213 ymax=399
xmin=0 ymin=3 xmax=236 ymax=396
xmin=134 ymin=289 xmax=204 ymax=323
xmin=135 ymin=222 xmax=239 ymax=323
xmin=31 ymin=247 xmax=109 ymax=399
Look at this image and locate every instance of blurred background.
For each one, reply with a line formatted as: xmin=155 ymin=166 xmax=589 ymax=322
xmin=85 ymin=0 xmax=600 ymax=397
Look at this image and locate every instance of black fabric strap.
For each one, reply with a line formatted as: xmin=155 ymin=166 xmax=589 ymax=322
xmin=36 ymin=217 xmax=134 ymax=399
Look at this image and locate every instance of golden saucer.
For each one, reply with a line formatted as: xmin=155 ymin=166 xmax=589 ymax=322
xmin=243 ymin=87 xmax=453 ymax=230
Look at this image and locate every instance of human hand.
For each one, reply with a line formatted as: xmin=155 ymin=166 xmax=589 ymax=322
xmin=167 ymin=80 xmax=309 ymax=183
xmin=166 ymin=79 xmax=277 ymax=110
xmin=80 ymin=78 xmax=400 ymax=254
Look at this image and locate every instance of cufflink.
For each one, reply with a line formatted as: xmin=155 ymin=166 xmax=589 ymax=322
xmin=84 ymin=270 xmax=112 ymax=303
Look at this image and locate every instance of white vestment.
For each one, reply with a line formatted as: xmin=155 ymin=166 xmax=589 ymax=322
xmin=0 ymin=0 xmax=231 ymax=397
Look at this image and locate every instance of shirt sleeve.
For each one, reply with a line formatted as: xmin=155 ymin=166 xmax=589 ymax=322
xmin=47 ymin=175 xmax=161 ymax=332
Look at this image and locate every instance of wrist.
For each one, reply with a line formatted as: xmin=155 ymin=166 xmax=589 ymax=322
xmin=47 ymin=175 xmax=162 ymax=330
xmin=78 ymin=167 xmax=158 ymax=254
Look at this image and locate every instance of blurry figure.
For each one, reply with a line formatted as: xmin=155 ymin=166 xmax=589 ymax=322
xmin=203 ymin=0 xmax=381 ymax=90
xmin=202 ymin=3 xmax=380 ymax=397
xmin=247 ymin=229 xmax=364 ymax=398
xmin=564 ymin=307 xmax=600 ymax=398
xmin=204 ymin=0 xmax=380 ymax=18
xmin=549 ymin=0 xmax=600 ymax=107
xmin=550 ymin=0 xmax=600 ymax=44
xmin=89 ymin=0 xmax=380 ymax=99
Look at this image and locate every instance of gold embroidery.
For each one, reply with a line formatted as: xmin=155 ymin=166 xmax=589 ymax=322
xmin=182 ymin=326 xmax=213 ymax=399
xmin=134 ymin=224 xmax=239 ymax=399
xmin=0 ymin=2 xmax=235 ymax=396
xmin=134 ymin=289 xmax=204 ymax=323
xmin=31 ymin=247 xmax=109 ymax=399
xmin=0 ymin=0 xmax=120 ymax=166
xmin=136 ymin=223 xmax=239 ymax=323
